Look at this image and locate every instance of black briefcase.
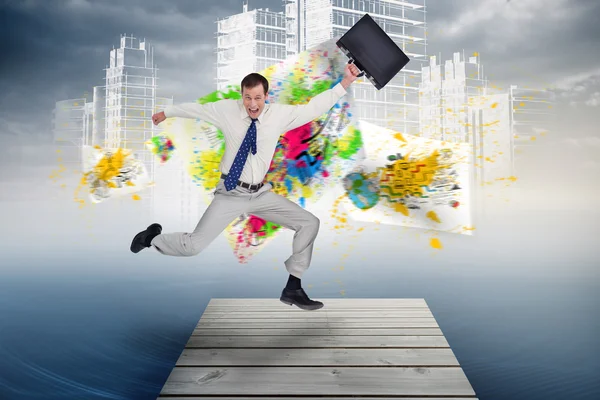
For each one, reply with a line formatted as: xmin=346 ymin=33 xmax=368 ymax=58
xmin=336 ymin=13 xmax=410 ymax=90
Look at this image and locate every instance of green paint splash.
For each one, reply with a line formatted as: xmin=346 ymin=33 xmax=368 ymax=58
xmin=261 ymin=221 xmax=281 ymax=237
xmin=194 ymin=87 xmax=240 ymax=155
xmin=337 ymin=127 xmax=363 ymax=159
xmin=197 ymin=86 xmax=242 ymax=104
xmin=286 ymin=79 xmax=333 ymax=104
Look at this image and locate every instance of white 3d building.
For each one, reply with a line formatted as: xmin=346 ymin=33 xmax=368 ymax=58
xmin=285 ymin=0 xmax=428 ymax=134
xmin=53 ymin=34 xmax=204 ymax=222
xmin=52 ymin=98 xmax=93 ymax=172
xmin=419 ymin=52 xmax=553 ymax=183
xmin=216 ymin=1 xmax=287 ymax=89
xmin=217 ymin=0 xmax=427 ymax=135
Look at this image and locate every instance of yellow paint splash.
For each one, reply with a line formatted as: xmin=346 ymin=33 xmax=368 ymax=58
xmin=395 ymin=202 xmax=409 ymax=216
xmin=94 ymin=148 xmax=127 ymax=181
xmin=426 ymin=211 xmax=441 ymax=223
xmin=337 ymin=125 xmax=359 ymax=154
xmin=495 ymin=176 xmax=518 ymax=183
xmin=380 ymin=149 xmax=442 ymax=205
xmin=483 ymin=120 xmax=499 ymax=127
xmin=393 ymin=132 xmax=406 ymax=142
xmin=188 ymin=150 xmax=221 ymax=188
xmin=430 ymin=238 xmax=443 ymax=249
xmin=330 ymin=194 xmax=352 ymax=231
xmin=301 ymin=184 xmax=313 ymax=200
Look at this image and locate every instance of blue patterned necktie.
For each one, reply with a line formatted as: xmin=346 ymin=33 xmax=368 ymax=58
xmin=224 ymin=118 xmax=258 ymax=191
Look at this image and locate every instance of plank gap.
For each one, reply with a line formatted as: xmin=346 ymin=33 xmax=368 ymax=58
xmin=174 ymin=365 xmax=464 ymax=368
xmin=158 ymin=395 xmax=478 ymax=399
xmin=191 ymin=334 xmax=445 ymax=337
xmin=183 ymin=347 xmax=452 ymax=349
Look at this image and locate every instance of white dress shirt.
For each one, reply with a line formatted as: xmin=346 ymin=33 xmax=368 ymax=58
xmin=163 ymin=82 xmax=347 ymax=184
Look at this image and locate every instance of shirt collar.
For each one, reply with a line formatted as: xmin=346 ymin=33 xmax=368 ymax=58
xmin=238 ymin=100 xmax=268 ymax=123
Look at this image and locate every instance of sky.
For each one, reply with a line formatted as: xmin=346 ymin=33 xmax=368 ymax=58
xmin=0 ymin=0 xmax=599 ymax=195
xmin=0 ymin=0 xmax=597 ymax=321
xmin=0 ymin=6 xmax=597 ymax=398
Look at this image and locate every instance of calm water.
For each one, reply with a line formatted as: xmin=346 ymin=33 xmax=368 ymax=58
xmin=0 ymin=197 xmax=599 ymax=400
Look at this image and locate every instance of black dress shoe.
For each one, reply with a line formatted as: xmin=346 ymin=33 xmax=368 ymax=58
xmin=280 ymin=288 xmax=324 ymax=311
xmin=130 ymin=223 xmax=162 ymax=253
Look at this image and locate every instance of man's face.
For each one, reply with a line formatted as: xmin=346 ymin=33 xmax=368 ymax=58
xmin=242 ymin=84 xmax=268 ymax=119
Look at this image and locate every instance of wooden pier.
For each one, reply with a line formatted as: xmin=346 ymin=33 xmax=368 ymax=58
xmin=157 ymin=298 xmax=477 ymax=399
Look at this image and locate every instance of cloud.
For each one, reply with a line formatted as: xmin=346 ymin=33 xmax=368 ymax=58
xmin=442 ymin=0 xmax=564 ymax=36
xmin=551 ymin=68 xmax=600 ymax=92
xmin=1 ymin=0 xmax=599 ymax=155
xmin=427 ymin=0 xmax=600 ymax=92
xmin=548 ymin=68 xmax=600 ymax=110
xmin=585 ymin=92 xmax=600 ymax=107
xmin=439 ymin=0 xmax=580 ymax=42
xmin=563 ymin=136 xmax=600 ymax=147
xmin=580 ymin=159 xmax=600 ymax=169
xmin=0 ymin=0 xmax=246 ymax=142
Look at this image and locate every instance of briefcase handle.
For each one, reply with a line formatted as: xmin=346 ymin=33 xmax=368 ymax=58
xmin=347 ymin=58 xmax=365 ymax=78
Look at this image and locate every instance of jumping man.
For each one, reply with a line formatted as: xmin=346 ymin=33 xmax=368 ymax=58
xmin=130 ymin=63 xmax=361 ymax=310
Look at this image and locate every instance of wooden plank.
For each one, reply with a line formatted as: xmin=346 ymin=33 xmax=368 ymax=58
xmin=209 ymin=298 xmax=427 ymax=306
xmin=197 ymin=317 xmax=437 ymax=324
xmin=196 ymin=319 xmax=439 ymax=328
xmin=176 ymin=348 xmax=459 ymax=366
xmin=158 ymin=299 xmax=477 ymax=399
xmin=205 ymin=305 xmax=431 ymax=311
xmin=159 ymin=397 xmax=478 ymax=400
xmin=192 ymin=328 xmax=443 ymax=336
xmin=204 ymin=307 xmax=431 ymax=312
xmin=206 ymin=303 xmax=431 ymax=308
xmin=200 ymin=311 xmax=434 ymax=319
xmin=159 ymin=367 xmax=475 ymax=396
xmin=185 ymin=335 xmax=449 ymax=348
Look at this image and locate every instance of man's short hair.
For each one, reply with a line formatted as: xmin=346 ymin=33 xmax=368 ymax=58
xmin=241 ymin=73 xmax=269 ymax=95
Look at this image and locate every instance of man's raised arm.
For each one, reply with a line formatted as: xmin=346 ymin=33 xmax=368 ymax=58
xmin=278 ymin=63 xmax=361 ymax=132
xmin=152 ymin=101 xmax=227 ymax=128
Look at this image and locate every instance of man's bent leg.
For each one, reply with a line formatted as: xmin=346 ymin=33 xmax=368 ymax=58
xmin=248 ymin=191 xmax=320 ymax=278
xmin=151 ymin=193 xmax=248 ymax=257
xmin=248 ymin=190 xmax=323 ymax=311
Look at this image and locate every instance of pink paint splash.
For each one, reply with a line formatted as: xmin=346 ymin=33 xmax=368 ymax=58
xmin=282 ymin=123 xmax=312 ymax=160
xmin=247 ymin=215 xmax=268 ymax=237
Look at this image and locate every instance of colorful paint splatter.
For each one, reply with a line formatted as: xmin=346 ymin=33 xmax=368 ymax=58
xmin=146 ymin=135 xmax=175 ymax=163
xmin=338 ymin=121 xmax=474 ymax=235
xmin=76 ymin=145 xmax=151 ymax=204
xmin=153 ymin=39 xmax=364 ymax=263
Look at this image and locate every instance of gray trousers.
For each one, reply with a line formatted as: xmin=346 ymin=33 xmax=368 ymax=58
xmin=150 ymin=179 xmax=320 ymax=278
